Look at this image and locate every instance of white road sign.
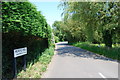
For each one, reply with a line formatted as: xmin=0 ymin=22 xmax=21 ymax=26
xmin=14 ymin=47 xmax=27 ymax=58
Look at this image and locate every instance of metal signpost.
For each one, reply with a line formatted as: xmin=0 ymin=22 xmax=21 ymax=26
xmin=13 ymin=47 xmax=27 ymax=78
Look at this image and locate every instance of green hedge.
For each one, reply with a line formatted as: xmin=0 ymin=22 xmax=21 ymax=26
xmin=2 ymin=2 xmax=51 ymax=38
xmin=2 ymin=2 xmax=53 ymax=78
xmin=2 ymin=33 xmax=48 ymax=78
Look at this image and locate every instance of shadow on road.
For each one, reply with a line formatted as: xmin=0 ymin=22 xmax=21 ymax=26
xmin=56 ymin=42 xmax=116 ymax=62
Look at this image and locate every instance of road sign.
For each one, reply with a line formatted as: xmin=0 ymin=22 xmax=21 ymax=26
xmin=13 ymin=47 xmax=27 ymax=78
xmin=14 ymin=47 xmax=27 ymax=58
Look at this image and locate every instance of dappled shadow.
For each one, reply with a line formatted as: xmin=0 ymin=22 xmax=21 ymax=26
xmin=56 ymin=42 xmax=117 ymax=62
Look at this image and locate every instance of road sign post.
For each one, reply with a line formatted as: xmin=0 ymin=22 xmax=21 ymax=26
xmin=13 ymin=57 xmax=17 ymax=78
xmin=13 ymin=47 xmax=27 ymax=78
xmin=23 ymin=55 xmax=26 ymax=71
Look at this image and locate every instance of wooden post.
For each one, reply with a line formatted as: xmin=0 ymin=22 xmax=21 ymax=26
xmin=13 ymin=47 xmax=27 ymax=78
xmin=23 ymin=55 xmax=26 ymax=71
xmin=13 ymin=58 xmax=17 ymax=78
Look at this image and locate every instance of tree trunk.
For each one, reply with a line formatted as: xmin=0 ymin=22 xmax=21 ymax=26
xmin=103 ymin=30 xmax=112 ymax=48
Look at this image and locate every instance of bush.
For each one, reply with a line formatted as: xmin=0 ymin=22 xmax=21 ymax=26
xmin=2 ymin=33 xmax=48 ymax=78
xmin=54 ymin=36 xmax=59 ymax=43
xmin=2 ymin=2 xmax=53 ymax=78
xmin=72 ymin=42 xmax=120 ymax=61
xmin=17 ymin=46 xmax=54 ymax=78
xmin=2 ymin=2 xmax=50 ymax=38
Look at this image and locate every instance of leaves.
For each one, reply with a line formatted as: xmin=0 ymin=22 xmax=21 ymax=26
xmin=58 ymin=1 xmax=120 ymax=46
xmin=2 ymin=2 xmax=51 ymax=39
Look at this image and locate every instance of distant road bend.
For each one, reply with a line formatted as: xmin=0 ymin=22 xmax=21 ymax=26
xmin=42 ymin=42 xmax=118 ymax=78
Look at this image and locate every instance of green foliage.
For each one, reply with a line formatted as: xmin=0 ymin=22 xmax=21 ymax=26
xmin=17 ymin=46 xmax=54 ymax=78
xmin=54 ymin=36 xmax=59 ymax=43
xmin=52 ymin=21 xmax=66 ymax=42
xmin=2 ymin=2 xmax=51 ymax=38
xmin=72 ymin=42 xmax=120 ymax=61
xmin=2 ymin=2 xmax=53 ymax=78
xmin=2 ymin=33 xmax=49 ymax=78
xmin=39 ymin=47 xmax=54 ymax=64
xmin=59 ymin=2 xmax=120 ymax=47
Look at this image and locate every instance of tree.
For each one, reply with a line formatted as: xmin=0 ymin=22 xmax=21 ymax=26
xmin=52 ymin=21 xmax=66 ymax=41
xmin=59 ymin=1 xmax=120 ymax=47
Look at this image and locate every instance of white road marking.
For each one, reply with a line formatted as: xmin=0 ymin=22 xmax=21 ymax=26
xmin=98 ymin=72 xmax=107 ymax=80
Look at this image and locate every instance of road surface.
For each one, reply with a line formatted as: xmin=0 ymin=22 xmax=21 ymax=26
xmin=42 ymin=42 xmax=118 ymax=78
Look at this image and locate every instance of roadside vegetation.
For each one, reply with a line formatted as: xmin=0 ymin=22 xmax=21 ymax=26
xmin=2 ymin=1 xmax=55 ymax=78
xmin=52 ymin=21 xmax=67 ymax=43
xmin=17 ymin=46 xmax=54 ymax=78
xmin=2 ymin=1 xmax=120 ymax=79
xmin=53 ymin=2 xmax=120 ymax=61
xmin=70 ymin=42 xmax=120 ymax=61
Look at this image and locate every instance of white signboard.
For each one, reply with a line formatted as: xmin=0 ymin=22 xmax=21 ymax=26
xmin=14 ymin=47 xmax=27 ymax=58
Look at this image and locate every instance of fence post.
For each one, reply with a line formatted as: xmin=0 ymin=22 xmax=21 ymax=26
xmin=13 ymin=57 xmax=17 ymax=78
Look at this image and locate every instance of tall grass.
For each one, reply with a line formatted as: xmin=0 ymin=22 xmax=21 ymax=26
xmin=17 ymin=46 xmax=54 ymax=78
xmin=71 ymin=42 xmax=120 ymax=61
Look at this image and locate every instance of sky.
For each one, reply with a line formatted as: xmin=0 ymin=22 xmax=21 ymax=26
xmin=29 ymin=1 xmax=63 ymax=27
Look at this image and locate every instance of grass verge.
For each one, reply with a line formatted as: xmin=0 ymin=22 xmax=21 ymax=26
xmin=17 ymin=46 xmax=54 ymax=78
xmin=70 ymin=42 xmax=120 ymax=61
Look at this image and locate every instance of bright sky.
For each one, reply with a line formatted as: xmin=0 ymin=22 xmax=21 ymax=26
xmin=29 ymin=1 xmax=63 ymax=27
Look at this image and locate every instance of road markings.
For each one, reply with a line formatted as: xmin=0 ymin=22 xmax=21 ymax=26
xmin=99 ymin=72 xmax=106 ymax=78
xmin=98 ymin=72 xmax=108 ymax=80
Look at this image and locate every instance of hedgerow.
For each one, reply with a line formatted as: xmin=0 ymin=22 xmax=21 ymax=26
xmin=2 ymin=2 xmax=51 ymax=38
xmin=2 ymin=2 xmax=53 ymax=78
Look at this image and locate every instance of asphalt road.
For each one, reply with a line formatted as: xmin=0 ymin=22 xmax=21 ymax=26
xmin=42 ymin=42 xmax=118 ymax=78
